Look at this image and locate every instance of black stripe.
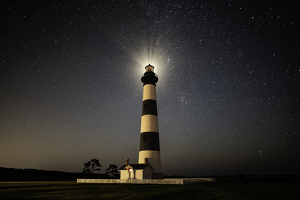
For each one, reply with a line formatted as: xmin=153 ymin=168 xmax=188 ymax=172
xmin=139 ymin=132 xmax=160 ymax=151
xmin=141 ymin=72 xmax=158 ymax=85
xmin=142 ymin=100 xmax=157 ymax=116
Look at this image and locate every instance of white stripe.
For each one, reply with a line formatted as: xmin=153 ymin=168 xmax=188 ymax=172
xmin=143 ymin=84 xmax=156 ymax=101
xmin=141 ymin=115 xmax=159 ymax=133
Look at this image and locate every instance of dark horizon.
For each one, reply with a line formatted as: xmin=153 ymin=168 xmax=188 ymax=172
xmin=1 ymin=166 xmax=299 ymax=178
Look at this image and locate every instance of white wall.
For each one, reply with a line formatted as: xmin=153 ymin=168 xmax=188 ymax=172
xmin=119 ymin=168 xmax=153 ymax=180
xmin=135 ymin=170 xmax=143 ymax=180
xmin=119 ymin=170 xmax=128 ymax=179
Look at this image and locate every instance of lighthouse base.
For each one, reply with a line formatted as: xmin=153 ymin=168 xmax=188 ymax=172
xmin=138 ymin=150 xmax=161 ymax=172
xmin=152 ymin=172 xmax=164 ymax=179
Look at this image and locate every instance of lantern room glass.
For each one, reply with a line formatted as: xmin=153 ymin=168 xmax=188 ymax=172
xmin=145 ymin=64 xmax=154 ymax=72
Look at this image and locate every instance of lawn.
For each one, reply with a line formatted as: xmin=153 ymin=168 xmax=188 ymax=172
xmin=0 ymin=181 xmax=299 ymax=199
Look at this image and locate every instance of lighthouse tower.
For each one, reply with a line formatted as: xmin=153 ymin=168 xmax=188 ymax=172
xmin=138 ymin=64 xmax=163 ymax=178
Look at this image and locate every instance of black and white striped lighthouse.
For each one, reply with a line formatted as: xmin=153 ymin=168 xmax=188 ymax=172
xmin=138 ymin=64 xmax=163 ymax=178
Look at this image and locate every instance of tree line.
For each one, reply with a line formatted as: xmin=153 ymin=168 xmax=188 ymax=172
xmin=83 ymin=159 xmax=119 ymax=178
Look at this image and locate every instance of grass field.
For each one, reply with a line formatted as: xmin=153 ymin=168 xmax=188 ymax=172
xmin=0 ymin=181 xmax=299 ymax=199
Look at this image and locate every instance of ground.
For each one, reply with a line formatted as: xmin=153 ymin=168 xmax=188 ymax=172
xmin=0 ymin=180 xmax=299 ymax=199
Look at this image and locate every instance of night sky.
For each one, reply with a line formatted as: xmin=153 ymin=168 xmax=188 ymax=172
xmin=1 ymin=1 xmax=299 ymax=176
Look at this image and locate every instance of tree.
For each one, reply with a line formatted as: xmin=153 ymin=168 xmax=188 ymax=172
xmin=105 ymin=164 xmax=119 ymax=178
xmin=83 ymin=159 xmax=101 ymax=174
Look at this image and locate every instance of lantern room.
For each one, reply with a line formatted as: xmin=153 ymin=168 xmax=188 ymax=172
xmin=145 ymin=64 xmax=154 ymax=72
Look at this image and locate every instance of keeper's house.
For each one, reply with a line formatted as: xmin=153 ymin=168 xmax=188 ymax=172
xmin=118 ymin=158 xmax=154 ymax=180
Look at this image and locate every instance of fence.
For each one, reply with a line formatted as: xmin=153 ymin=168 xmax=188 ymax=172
xmin=77 ymin=178 xmax=216 ymax=184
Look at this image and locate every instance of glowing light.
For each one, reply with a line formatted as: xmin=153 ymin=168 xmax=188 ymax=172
xmin=127 ymin=44 xmax=168 ymax=79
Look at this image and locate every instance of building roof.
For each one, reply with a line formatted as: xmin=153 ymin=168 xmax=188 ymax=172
xmin=118 ymin=164 xmax=154 ymax=171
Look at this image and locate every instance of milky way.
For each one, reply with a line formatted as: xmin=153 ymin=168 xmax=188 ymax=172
xmin=1 ymin=1 xmax=299 ymax=176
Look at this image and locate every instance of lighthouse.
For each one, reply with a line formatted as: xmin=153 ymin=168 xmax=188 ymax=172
xmin=118 ymin=64 xmax=163 ymax=180
xmin=138 ymin=64 xmax=163 ymax=179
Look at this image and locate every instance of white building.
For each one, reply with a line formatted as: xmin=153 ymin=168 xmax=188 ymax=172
xmin=118 ymin=158 xmax=154 ymax=180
